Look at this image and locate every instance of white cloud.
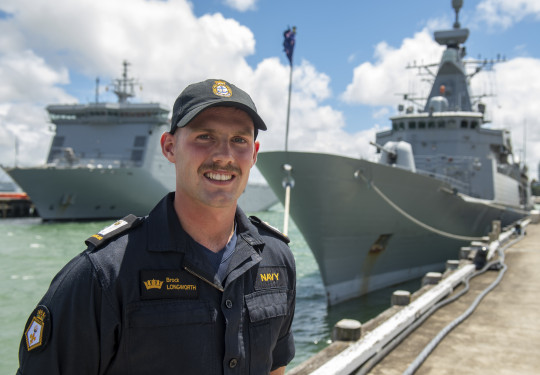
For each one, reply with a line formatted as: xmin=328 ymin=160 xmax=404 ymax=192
xmin=0 ymin=0 xmax=259 ymax=167
xmin=372 ymin=107 xmax=390 ymax=119
xmin=1 ymin=0 xmax=539 ymax=186
xmin=476 ymin=0 xmax=540 ymax=29
xmin=0 ymin=50 xmax=73 ymax=103
xmin=341 ymin=30 xmax=444 ymax=107
xmin=473 ymin=57 xmax=540 ymax=178
xmin=0 ymin=0 xmax=370 ymax=179
xmin=223 ymin=0 xmax=258 ymax=12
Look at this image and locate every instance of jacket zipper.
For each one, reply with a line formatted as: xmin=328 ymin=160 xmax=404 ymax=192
xmin=184 ymin=266 xmax=224 ymax=292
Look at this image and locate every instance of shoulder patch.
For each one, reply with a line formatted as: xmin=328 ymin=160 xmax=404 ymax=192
xmin=249 ymin=216 xmax=290 ymax=244
xmin=23 ymin=305 xmax=51 ymax=352
xmin=85 ymin=214 xmax=142 ymax=249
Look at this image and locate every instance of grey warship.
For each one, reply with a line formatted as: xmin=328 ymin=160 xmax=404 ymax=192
xmin=4 ymin=62 xmax=276 ymax=220
xmin=256 ymin=0 xmax=533 ymax=305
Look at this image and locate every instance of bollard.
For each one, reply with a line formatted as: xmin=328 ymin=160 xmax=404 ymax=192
xmin=459 ymin=246 xmax=473 ymax=260
xmin=422 ymin=272 xmax=442 ymax=286
xmin=488 ymin=220 xmax=501 ymax=242
xmin=391 ymin=290 xmax=411 ymax=306
xmin=473 ymin=246 xmax=488 ymax=270
xmin=446 ymin=259 xmax=460 ymax=271
xmin=332 ymin=319 xmax=362 ymax=341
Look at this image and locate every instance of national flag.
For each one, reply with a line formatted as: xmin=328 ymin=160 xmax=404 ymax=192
xmin=283 ymin=26 xmax=296 ymax=65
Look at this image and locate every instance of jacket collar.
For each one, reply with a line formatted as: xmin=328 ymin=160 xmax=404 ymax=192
xmin=146 ymin=192 xmax=266 ymax=254
xmin=145 ymin=192 xmax=266 ymax=288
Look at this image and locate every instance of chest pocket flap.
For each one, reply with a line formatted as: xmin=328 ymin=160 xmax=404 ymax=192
xmin=245 ymin=290 xmax=288 ymax=323
xmin=128 ymin=300 xmax=216 ymax=328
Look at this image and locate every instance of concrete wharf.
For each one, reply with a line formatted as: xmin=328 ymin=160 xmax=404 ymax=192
xmin=290 ymin=219 xmax=540 ymax=375
xmin=363 ymin=222 xmax=540 ymax=375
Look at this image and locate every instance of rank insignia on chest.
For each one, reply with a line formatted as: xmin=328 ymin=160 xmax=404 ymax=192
xmin=140 ymin=270 xmax=199 ymax=300
xmin=24 ymin=305 xmax=51 ymax=352
xmin=255 ymin=266 xmax=288 ymax=290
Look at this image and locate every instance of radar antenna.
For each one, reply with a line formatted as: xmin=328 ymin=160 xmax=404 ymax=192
xmin=452 ymin=0 xmax=463 ymax=28
xmin=112 ymin=60 xmax=139 ymax=103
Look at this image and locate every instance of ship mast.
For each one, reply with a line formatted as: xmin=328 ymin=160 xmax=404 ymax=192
xmin=452 ymin=0 xmax=463 ymax=28
xmin=399 ymin=0 xmax=501 ymax=117
xmin=424 ymin=0 xmax=472 ymax=112
xmin=112 ymin=60 xmax=138 ymax=103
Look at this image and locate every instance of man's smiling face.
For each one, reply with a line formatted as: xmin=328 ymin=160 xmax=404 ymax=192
xmin=168 ymin=106 xmax=259 ymax=209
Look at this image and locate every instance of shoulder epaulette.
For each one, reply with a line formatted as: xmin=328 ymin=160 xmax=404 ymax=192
xmin=85 ymin=214 xmax=142 ymax=249
xmin=249 ymin=216 xmax=290 ymax=244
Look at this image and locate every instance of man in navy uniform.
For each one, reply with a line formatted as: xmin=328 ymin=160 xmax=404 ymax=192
xmin=17 ymin=79 xmax=296 ymax=374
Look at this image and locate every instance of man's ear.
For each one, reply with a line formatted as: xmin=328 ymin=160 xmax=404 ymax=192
xmin=252 ymin=140 xmax=260 ymax=166
xmin=161 ymin=132 xmax=176 ymax=163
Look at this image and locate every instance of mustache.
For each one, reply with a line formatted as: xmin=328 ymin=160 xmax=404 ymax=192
xmin=198 ymin=162 xmax=242 ymax=176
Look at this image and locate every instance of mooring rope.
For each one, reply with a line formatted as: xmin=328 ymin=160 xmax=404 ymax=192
xmin=356 ymin=170 xmax=485 ymax=241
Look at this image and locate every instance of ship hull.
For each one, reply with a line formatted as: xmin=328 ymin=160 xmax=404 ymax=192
xmin=257 ymin=151 xmax=527 ymax=305
xmin=5 ymin=167 xmax=171 ymax=220
xmin=5 ymin=166 xmax=276 ymax=221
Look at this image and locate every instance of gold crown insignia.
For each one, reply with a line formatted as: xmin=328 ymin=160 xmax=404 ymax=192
xmin=36 ymin=309 xmax=46 ymax=322
xmin=144 ymin=279 xmax=163 ymax=290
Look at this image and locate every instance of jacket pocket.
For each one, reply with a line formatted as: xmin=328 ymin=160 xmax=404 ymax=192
xmin=245 ymin=290 xmax=289 ymax=373
xmin=125 ymin=300 xmax=218 ymax=375
xmin=245 ymin=290 xmax=288 ymax=322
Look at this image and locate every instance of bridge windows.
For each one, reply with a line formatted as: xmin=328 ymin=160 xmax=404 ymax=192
xmin=392 ymin=118 xmax=478 ymax=131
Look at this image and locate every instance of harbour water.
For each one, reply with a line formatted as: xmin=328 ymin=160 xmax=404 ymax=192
xmin=0 ymin=207 xmax=421 ymax=373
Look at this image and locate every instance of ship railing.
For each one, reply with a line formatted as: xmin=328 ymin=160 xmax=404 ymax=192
xmin=414 ymin=155 xmax=478 ymax=193
xmin=414 ymin=155 xmax=472 ymax=194
xmin=414 ymin=154 xmax=479 ymax=172
xmin=48 ymin=157 xmax=142 ymax=169
xmin=415 ymin=168 xmax=472 ymax=194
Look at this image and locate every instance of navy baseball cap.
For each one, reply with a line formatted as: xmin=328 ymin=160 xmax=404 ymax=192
xmin=170 ymin=79 xmax=267 ymax=134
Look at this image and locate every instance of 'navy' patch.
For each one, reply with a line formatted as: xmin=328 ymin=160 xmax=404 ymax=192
xmin=140 ymin=270 xmax=199 ymax=300
xmin=255 ymin=266 xmax=287 ymax=290
xmin=24 ymin=305 xmax=51 ymax=352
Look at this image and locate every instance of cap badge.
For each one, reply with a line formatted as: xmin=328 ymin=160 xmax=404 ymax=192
xmin=212 ymin=80 xmax=232 ymax=97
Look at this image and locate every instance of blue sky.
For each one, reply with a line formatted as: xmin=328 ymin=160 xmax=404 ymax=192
xmin=1 ymin=0 xmax=539 ymax=182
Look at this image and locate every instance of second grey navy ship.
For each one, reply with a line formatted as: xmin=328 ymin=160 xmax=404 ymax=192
xmin=4 ymin=62 xmax=277 ymax=220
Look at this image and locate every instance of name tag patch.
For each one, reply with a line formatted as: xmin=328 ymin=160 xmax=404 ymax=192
xmin=140 ymin=270 xmax=198 ymax=300
xmin=255 ymin=266 xmax=287 ymax=290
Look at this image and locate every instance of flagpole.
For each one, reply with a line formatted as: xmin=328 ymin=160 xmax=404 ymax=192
xmin=282 ymin=26 xmax=296 ymax=236
xmin=283 ymin=66 xmax=293 ymax=235
xmin=285 ymin=62 xmax=292 ymax=152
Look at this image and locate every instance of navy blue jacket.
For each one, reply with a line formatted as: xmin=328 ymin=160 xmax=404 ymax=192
xmin=18 ymin=193 xmax=295 ymax=374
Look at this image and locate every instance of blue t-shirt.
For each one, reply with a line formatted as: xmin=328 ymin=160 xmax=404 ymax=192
xmin=196 ymin=225 xmax=237 ymax=283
